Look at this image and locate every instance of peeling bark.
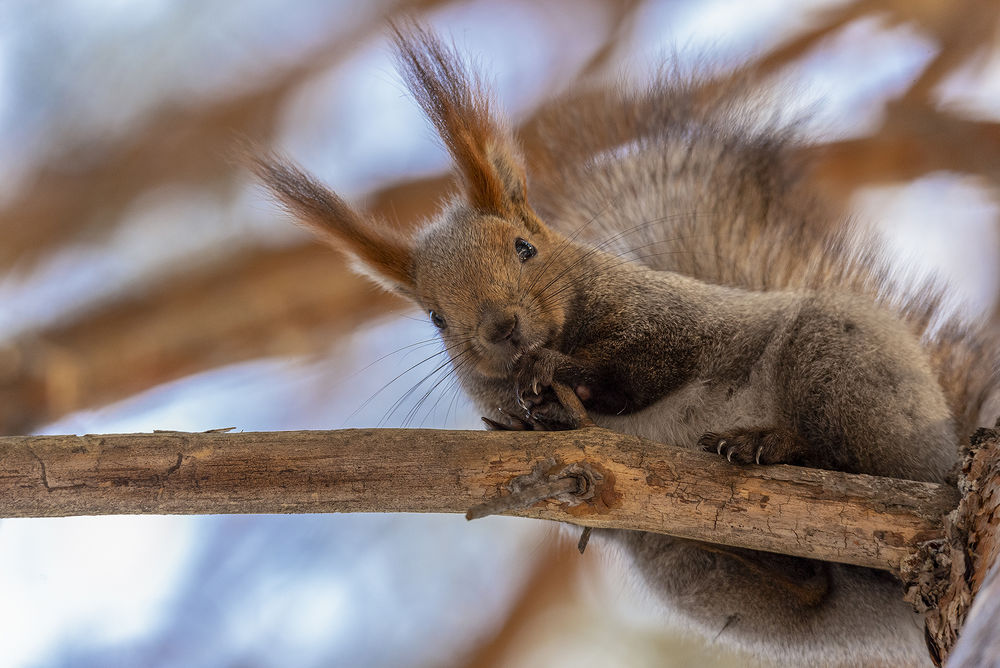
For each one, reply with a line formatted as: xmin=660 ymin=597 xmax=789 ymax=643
xmin=902 ymin=424 xmax=1000 ymax=666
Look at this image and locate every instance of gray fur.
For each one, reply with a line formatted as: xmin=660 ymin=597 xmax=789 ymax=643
xmin=411 ymin=182 xmax=957 ymax=667
xmin=256 ymin=28 xmax=1000 ymax=668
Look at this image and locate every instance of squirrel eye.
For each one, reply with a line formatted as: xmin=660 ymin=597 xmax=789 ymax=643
xmin=515 ymin=238 xmax=536 ymax=262
xmin=429 ymin=310 xmax=447 ymax=329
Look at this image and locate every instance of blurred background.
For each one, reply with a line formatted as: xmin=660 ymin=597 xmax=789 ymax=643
xmin=1 ymin=1 xmax=999 ymax=666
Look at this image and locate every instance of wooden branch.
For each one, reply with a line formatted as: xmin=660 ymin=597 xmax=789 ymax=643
xmin=0 ymin=426 xmax=959 ymax=573
xmin=804 ymin=103 xmax=1000 ymax=199
xmin=904 ymin=424 xmax=1000 ymax=665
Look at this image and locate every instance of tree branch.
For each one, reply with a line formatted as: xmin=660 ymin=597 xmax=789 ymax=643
xmin=0 ymin=426 xmax=959 ymax=573
xmin=903 ymin=423 xmax=1000 ymax=665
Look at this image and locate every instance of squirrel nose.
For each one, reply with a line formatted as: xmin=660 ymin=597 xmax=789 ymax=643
xmin=481 ymin=311 xmax=520 ymax=345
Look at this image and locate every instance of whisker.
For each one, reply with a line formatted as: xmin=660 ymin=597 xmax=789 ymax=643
xmin=408 ymin=352 xmax=476 ymax=427
xmin=347 ymin=336 xmax=472 ymax=424
xmin=340 ymin=336 xmax=443 ymax=382
xmin=386 ymin=347 xmax=473 ymax=427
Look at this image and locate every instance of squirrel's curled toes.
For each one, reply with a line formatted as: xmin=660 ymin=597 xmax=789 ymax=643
xmin=513 ymin=348 xmax=560 ymax=398
xmin=484 ymin=387 xmax=577 ymax=431
xmin=698 ymin=428 xmax=808 ymax=465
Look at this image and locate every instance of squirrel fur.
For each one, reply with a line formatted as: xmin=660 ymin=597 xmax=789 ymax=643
xmin=254 ymin=25 xmax=999 ymax=667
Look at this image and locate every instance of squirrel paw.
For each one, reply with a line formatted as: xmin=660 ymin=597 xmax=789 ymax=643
xmin=525 ymin=395 xmax=578 ymax=430
xmin=483 ymin=389 xmax=577 ymax=432
xmin=482 ymin=410 xmax=534 ymax=431
xmin=514 ymin=349 xmax=558 ymax=398
xmin=481 ymin=406 xmax=574 ymax=431
xmin=698 ymin=428 xmax=806 ymax=465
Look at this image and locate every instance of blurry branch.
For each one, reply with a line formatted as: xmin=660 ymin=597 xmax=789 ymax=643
xmin=0 ymin=426 xmax=961 ymax=573
xmin=749 ymin=0 xmax=1000 ymax=197
xmin=0 ymin=245 xmax=401 ymax=435
xmin=572 ymin=0 xmax=644 ymax=79
xmin=805 ymin=103 xmax=1000 ymax=199
xmin=0 ymin=174 xmax=450 ymax=435
xmin=753 ymin=0 xmax=877 ymax=74
xmin=0 ymin=0 xmax=635 ymax=272
xmin=461 ymin=541 xmax=583 ymax=667
xmin=755 ymin=0 xmax=1000 ymax=99
xmin=0 ymin=0 xmax=453 ymax=269
xmin=894 ymin=0 xmax=1000 ymax=105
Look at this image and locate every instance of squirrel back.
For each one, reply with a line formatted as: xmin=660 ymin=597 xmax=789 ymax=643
xmin=527 ymin=71 xmax=999 ymax=445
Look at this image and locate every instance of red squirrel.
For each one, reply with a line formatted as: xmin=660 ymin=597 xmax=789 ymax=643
xmin=255 ymin=25 xmax=998 ymax=667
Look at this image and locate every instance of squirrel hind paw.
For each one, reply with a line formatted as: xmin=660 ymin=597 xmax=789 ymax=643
xmin=698 ymin=428 xmax=806 ymax=466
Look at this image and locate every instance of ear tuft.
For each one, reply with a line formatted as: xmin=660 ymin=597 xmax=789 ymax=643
xmin=250 ymin=153 xmax=415 ymax=294
xmin=391 ymin=23 xmax=528 ymax=216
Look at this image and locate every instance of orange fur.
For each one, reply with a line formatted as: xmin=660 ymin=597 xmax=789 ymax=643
xmin=390 ymin=23 xmax=539 ymax=230
xmin=250 ymin=153 xmax=415 ymax=293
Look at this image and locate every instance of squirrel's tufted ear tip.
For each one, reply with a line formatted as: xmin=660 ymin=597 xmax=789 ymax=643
xmin=390 ymin=22 xmax=531 ymax=219
xmin=251 ymin=152 xmax=416 ymax=296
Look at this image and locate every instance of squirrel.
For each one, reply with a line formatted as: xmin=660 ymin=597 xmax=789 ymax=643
xmin=253 ymin=24 xmax=999 ymax=667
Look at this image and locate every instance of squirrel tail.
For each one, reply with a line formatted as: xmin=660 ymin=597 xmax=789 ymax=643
xmin=529 ymin=69 xmax=1000 ymax=441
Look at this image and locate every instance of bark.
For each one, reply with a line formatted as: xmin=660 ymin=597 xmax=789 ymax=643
xmin=902 ymin=424 xmax=1000 ymax=666
xmin=0 ymin=426 xmax=959 ymax=573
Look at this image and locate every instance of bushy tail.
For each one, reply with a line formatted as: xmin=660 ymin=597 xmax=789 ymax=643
xmin=528 ymin=69 xmax=1000 ymax=441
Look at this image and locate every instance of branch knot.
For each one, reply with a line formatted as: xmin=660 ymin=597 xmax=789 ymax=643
xmin=465 ymin=458 xmax=601 ymax=521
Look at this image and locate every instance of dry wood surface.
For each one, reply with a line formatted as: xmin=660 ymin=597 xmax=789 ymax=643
xmin=1 ymin=426 xmax=960 ymax=573
xmin=903 ymin=424 xmax=1000 ymax=666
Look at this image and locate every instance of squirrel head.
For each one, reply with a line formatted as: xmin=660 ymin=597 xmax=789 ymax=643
xmin=253 ymin=25 xmax=579 ymax=380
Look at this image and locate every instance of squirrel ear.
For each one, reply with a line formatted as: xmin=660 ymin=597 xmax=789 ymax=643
xmin=252 ymin=155 xmax=415 ymax=296
xmin=392 ymin=24 xmax=537 ymax=228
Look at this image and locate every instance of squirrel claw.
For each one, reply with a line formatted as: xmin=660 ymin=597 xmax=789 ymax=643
xmin=699 ymin=428 xmax=806 ymax=466
xmin=500 ymin=389 xmax=578 ymax=432
xmin=514 ymin=349 xmax=557 ymax=402
xmin=483 ymin=409 xmax=535 ymax=431
xmin=514 ymin=382 xmax=531 ymax=412
xmin=481 ymin=416 xmax=506 ymax=431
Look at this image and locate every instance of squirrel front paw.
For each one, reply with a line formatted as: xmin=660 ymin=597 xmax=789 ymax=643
xmin=698 ymin=428 xmax=806 ymax=465
xmin=481 ymin=398 xmax=577 ymax=431
xmin=513 ymin=348 xmax=558 ymax=399
xmin=482 ymin=383 xmax=578 ymax=432
xmin=524 ymin=388 xmax=578 ymax=429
